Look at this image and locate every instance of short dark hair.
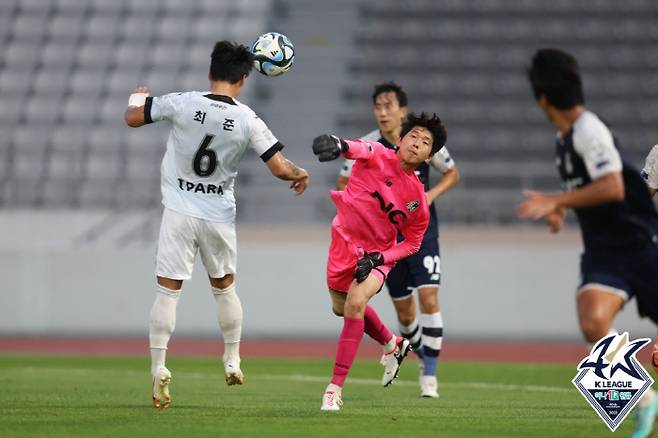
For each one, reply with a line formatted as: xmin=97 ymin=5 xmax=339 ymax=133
xmin=372 ymin=81 xmax=408 ymax=108
xmin=527 ymin=48 xmax=584 ymax=109
xmin=400 ymin=112 xmax=447 ymax=155
xmin=209 ymin=41 xmax=254 ymax=83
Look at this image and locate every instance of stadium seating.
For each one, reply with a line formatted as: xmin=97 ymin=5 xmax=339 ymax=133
xmin=337 ymin=0 xmax=658 ymax=222
xmin=1 ymin=0 xmax=657 ymax=226
xmin=0 ymin=0 xmax=267 ymax=214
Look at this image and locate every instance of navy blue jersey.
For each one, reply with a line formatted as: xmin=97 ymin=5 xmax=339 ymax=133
xmin=555 ymin=111 xmax=658 ymax=252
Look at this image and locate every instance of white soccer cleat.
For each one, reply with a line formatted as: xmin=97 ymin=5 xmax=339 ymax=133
xmin=321 ymin=390 xmax=343 ymax=411
xmin=151 ymin=367 xmax=172 ymax=410
xmin=380 ymin=336 xmax=412 ymax=387
xmin=420 ymin=375 xmax=439 ymax=398
xmin=224 ymin=357 xmax=244 ymax=386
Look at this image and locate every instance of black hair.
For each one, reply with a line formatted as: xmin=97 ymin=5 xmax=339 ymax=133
xmin=209 ymin=41 xmax=254 ymax=84
xmin=400 ymin=112 xmax=447 ymax=155
xmin=527 ymin=48 xmax=584 ymax=109
xmin=372 ymin=81 xmax=408 ymax=108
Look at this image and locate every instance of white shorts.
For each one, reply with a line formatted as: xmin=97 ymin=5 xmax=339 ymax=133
xmin=155 ymin=208 xmax=237 ymax=280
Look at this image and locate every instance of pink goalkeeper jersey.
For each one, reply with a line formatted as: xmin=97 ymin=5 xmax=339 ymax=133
xmin=330 ymin=139 xmax=429 ymax=264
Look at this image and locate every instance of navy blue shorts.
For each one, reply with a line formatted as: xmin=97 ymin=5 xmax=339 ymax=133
xmin=579 ymin=243 xmax=658 ymax=324
xmin=386 ymin=235 xmax=441 ymax=300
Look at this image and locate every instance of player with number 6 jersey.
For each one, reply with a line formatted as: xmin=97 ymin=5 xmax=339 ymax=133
xmin=124 ymin=41 xmax=309 ymax=410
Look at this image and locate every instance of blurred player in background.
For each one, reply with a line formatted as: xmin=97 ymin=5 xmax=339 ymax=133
xmin=519 ymin=48 xmax=658 ymax=437
xmin=124 ymin=41 xmax=309 ymax=409
xmin=337 ymin=82 xmax=460 ymax=398
xmin=641 ymin=145 xmax=658 ymax=381
xmin=312 ymin=112 xmax=447 ymax=411
xmin=642 ymin=145 xmax=658 ymax=197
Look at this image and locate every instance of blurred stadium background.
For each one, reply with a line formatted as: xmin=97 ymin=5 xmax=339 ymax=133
xmin=1 ymin=0 xmax=657 ymax=342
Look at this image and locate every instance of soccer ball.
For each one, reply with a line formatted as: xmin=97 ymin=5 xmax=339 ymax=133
xmin=251 ymin=32 xmax=295 ymax=77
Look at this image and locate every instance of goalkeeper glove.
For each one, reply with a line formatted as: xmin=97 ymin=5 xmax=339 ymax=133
xmin=312 ymin=134 xmax=348 ymax=162
xmin=354 ymin=251 xmax=384 ymax=283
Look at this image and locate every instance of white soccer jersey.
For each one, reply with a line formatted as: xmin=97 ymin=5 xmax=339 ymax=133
xmin=145 ymin=92 xmax=281 ymax=222
xmin=642 ymin=144 xmax=658 ymax=190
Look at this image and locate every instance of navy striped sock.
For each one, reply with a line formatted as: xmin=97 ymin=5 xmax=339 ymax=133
xmin=421 ymin=312 xmax=443 ymax=376
xmin=399 ymin=318 xmax=423 ymax=358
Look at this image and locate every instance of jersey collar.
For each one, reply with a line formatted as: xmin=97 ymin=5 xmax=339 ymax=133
xmin=203 ymin=94 xmax=237 ymax=105
xmin=378 ymin=135 xmax=397 ymax=150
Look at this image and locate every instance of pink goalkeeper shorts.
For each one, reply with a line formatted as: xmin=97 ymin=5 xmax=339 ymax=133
xmin=326 ymin=223 xmax=393 ymax=294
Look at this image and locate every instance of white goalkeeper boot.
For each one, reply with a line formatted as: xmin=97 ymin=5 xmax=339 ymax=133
xmin=380 ymin=336 xmax=412 ymax=386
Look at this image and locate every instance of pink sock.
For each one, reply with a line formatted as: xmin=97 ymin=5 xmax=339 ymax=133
xmin=331 ymin=317 xmax=365 ymax=387
xmin=363 ymin=305 xmax=393 ymax=346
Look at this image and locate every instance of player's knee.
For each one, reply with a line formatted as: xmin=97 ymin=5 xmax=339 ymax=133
xmin=579 ymin=314 xmax=611 ymax=343
xmin=210 ymin=274 xmax=234 ymax=290
xmin=344 ymin=298 xmax=367 ymax=317
xmin=419 ymin=300 xmax=439 ymax=314
xmin=418 ymin=287 xmax=439 ymax=313
xmin=157 ymin=276 xmax=183 ymax=291
xmin=397 ymin=309 xmax=415 ymax=326
xmin=332 ymin=306 xmax=344 ymax=317
xmin=393 ymin=297 xmax=415 ymax=325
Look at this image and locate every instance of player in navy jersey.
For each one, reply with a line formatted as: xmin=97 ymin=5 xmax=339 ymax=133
xmin=337 ymin=82 xmax=460 ymax=397
xmin=519 ymin=48 xmax=658 ymax=437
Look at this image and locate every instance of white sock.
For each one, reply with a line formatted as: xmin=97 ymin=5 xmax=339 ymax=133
xmin=150 ymin=349 xmax=167 ymax=376
xmin=212 ymin=283 xmax=243 ymax=361
xmin=383 ymin=335 xmax=397 ymax=353
xmin=149 ymin=285 xmax=181 ymax=376
xmin=420 ymin=312 xmax=444 ymax=353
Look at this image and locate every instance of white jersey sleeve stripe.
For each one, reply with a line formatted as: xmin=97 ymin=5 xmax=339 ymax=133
xmin=338 ymin=129 xmax=381 ymax=178
xmin=573 ymin=111 xmax=622 ymax=180
xmin=429 ymin=146 xmax=455 ymax=174
xmin=339 ymin=158 xmax=355 ymax=178
xmin=642 ymin=144 xmax=658 ymax=189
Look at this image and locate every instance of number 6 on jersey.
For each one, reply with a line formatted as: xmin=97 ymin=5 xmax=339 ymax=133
xmin=194 ymin=134 xmax=217 ymax=177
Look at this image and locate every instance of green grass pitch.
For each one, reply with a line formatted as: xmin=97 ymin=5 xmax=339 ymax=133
xmin=0 ymin=355 xmax=639 ymax=437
